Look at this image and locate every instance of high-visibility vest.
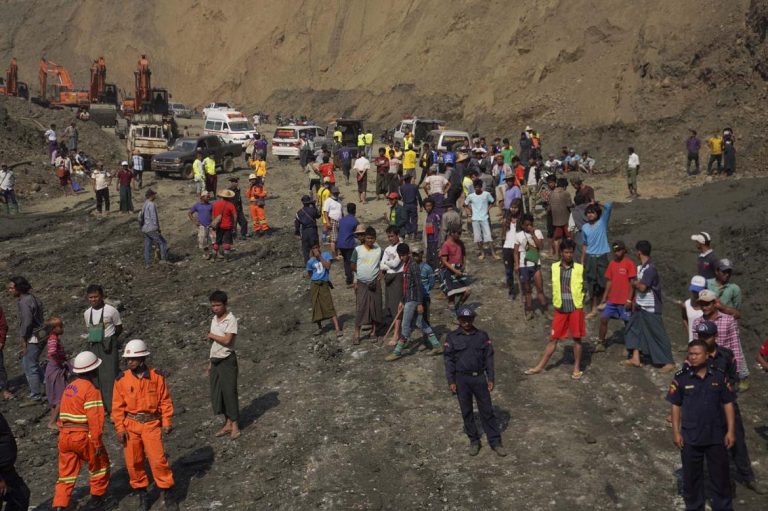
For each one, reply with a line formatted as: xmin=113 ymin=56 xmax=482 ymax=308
xmin=333 ymin=130 xmax=342 ymax=143
xmin=551 ymin=261 xmax=584 ymax=309
xmin=364 ymin=132 xmax=373 ymax=144
xmin=404 ymin=134 xmax=413 ymax=150
xmin=357 ymin=133 xmax=365 ymax=147
xmin=203 ymin=156 xmax=216 ymax=175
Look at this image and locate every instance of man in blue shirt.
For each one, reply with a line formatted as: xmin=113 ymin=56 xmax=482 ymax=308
xmin=337 ymin=203 xmax=360 ymax=286
xmin=580 ymin=201 xmax=612 ymax=317
xmin=188 ymin=192 xmax=215 ymax=259
xmin=464 ymin=180 xmax=499 ymax=260
xmin=306 ymin=244 xmax=342 ymax=337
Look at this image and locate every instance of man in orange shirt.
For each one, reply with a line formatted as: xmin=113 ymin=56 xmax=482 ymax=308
xmin=245 ymin=174 xmax=269 ymax=235
xmin=318 ymin=155 xmax=336 ymax=185
xmin=211 ymin=190 xmax=238 ymax=261
xmin=112 ymin=340 xmax=178 ymax=511
xmin=53 ymin=351 xmax=113 ymax=511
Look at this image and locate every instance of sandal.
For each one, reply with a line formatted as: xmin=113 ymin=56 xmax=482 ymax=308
xmin=336 ymin=331 xmax=344 ymax=339
xmin=571 ymin=371 xmax=584 ymax=380
xmin=524 ymin=368 xmax=542 ymax=375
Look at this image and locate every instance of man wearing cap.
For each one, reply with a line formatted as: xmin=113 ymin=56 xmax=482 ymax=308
xmin=337 ymin=203 xmax=360 ymax=286
xmin=666 ymin=340 xmax=735 ymax=511
xmin=0 ymin=163 xmax=19 ymax=214
xmin=53 ymin=351 xmax=113 ymax=510
xmin=295 ymin=195 xmax=321 ymax=262
xmin=140 ymin=189 xmax=169 ymax=265
xmin=322 ymin=186 xmax=343 ymax=256
xmin=681 ymin=275 xmax=706 ymax=343
xmin=706 ymin=259 xmax=741 ymax=314
xmin=116 ymin=161 xmax=135 ymax=213
xmin=443 ymin=307 xmax=506 ymax=457
xmin=228 ymin=177 xmax=249 ymax=240
xmin=385 ymin=243 xmax=443 ymax=361
xmin=595 ymin=240 xmax=636 ymax=352
xmin=623 ymin=240 xmax=675 ymax=371
xmin=91 ymin=163 xmax=112 ymax=216
xmin=192 ymin=150 xmax=205 ymax=196
xmin=112 ymin=340 xmax=179 ymax=510
xmin=691 ymin=320 xmax=761 ymax=493
xmin=211 ymin=190 xmax=238 ymax=261
xmin=691 ymin=232 xmax=718 ymax=280
xmin=189 ymin=191 xmax=215 ymax=259
xmin=385 ymin=192 xmax=407 ymax=232
xmin=692 ymin=290 xmax=749 ymax=389
xmin=245 ymin=174 xmax=269 ymax=236
xmin=203 ymin=151 xmax=217 ymax=194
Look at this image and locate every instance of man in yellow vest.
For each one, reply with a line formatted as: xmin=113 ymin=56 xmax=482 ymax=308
xmin=333 ymin=128 xmax=342 ymax=144
xmin=203 ymin=152 xmax=217 ymax=194
xmin=705 ymin=132 xmax=724 ymax=175
xmin=403 ymin=130 xmax=414 ymax=151
xmin=364 ymin=129 xmax=374 ymax=160
xmin=357 ymin=132 xmax=365 ymax=155
xmin=192 ymin=150 xmax=205 ymax=196
xmin=524 ymin=238 xmax=585 ymax=380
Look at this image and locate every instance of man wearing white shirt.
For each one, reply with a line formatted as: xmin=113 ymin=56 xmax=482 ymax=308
xmin=44 ymin=123 xmax=58 ymax=164
xmin=627 ymin=147 xmax=640 ymax=198
xmin=0 ymin=164 xmax=19 ymax=214
xmin=91 ymin=163 xmax=112 ymax=215
xmin=83 ymin=284 xmax=123 ymax=413
xmin=322 ymin=187 xmax=343 ymax=256
xmin=353 ymin=151 xmax=370 ymax=204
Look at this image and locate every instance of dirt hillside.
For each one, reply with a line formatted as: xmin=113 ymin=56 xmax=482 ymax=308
xmin=2 ymin=1 xmax=768 ymax=170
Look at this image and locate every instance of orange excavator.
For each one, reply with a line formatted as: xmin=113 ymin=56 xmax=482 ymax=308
xmin=37 ymin=58 xmax=89 ymax=108
xmin=88 ymin=56 xmax=118 ymax=126
xmin=0 ymin=58 xmax=30 ymax=99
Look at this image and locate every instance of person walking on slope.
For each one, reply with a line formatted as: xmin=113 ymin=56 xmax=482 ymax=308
xmin=8 ymin=276 xmax=44 ymax=404
xmin=189 ymin=192 xmax=215 ymax=259
xmin=53 ymin=351 xmax=114 ymax=511
xmin=112 ymin=339 xmax=179 ymax=510
xmin=211 ymin=189 xmax=238 ymax=261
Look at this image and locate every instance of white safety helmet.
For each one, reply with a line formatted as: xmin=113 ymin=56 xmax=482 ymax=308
xmin=72 ymin=351 xmax=103 ymax=374
xmin=122 ymin=339 xmax=150 ymax=358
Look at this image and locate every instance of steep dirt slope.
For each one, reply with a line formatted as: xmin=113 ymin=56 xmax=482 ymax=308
xmin=2 ymin=0 xmax=767 ymax=170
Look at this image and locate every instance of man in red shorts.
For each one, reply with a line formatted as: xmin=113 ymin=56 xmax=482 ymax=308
xmin=524 ymin=239 xmax=585 ymax=379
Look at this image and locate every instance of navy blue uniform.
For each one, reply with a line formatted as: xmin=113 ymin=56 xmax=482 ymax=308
xmin=443 ymin=327 xmax=501 ymax=446
xmin=294 ymin=204 xmax=320 ymax=262
xmin=666 ymin=366 xmax=735 ymax=511
xmin=399 ymin=183 xmax=423 ymax=237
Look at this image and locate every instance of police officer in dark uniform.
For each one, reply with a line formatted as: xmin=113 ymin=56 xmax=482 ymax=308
xmin=443 ymin=307 xmax=506 ymax=457
xmin=694 ymin=321 xmax=762 ymax=494
xmin=666 ymin=339 xmax=736 ymax=511
xmin=228 ymin=177 xmax=249 ymax=240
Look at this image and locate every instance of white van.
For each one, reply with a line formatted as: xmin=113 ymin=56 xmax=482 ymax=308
xmin=203 ymin=111 xmax=258 ymax=147
xmin=271 ymin=125 xmax=325 ymax=159
xmin=424 ymin=129 xmax=472 ymax=152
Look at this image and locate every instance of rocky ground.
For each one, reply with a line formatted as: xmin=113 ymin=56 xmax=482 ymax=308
xmin=0 ymin=110 xmax=766 ymax=510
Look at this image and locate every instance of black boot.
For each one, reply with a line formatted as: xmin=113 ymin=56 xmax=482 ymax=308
xmin=136 ymin=489 xmax=150 ymax=511
xmin=163 ymin=489 xmax=180 ymax=510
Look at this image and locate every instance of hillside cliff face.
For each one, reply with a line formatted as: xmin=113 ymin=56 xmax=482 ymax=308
xmin=2 ymin=0 xmax=767 ymax=165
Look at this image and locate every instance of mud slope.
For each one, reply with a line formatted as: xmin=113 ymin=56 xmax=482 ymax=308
xmin=2 ymin=1 xmax=768 ymax=169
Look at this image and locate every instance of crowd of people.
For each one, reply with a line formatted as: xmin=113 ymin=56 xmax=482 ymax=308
xmin=0 ymin=119 xmax=760 ymax=511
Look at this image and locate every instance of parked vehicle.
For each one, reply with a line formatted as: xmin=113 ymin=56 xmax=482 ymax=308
xmin=127 ymin=113 xmax=172 ymax=170
xmin=314 ymin=119 xmax=365 ymax=148
xmin=203 ymin=111 xmax=258 ymax=147
xmin=202 ymin=102 xmax=236 ymax=117
xmin=169 ymin=102 xmax=192 ymax=118
xmin=151 ymin=134 xmax=243 ymax=178
xmin=271 ymin=125 xmax=325 ymax=159
xmin=394 ymin=118 xmax=445 ymax=147
xmin=423 ymin=129 xmax=472 ymax=152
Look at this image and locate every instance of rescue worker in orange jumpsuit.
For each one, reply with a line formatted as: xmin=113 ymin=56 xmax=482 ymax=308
xmin=112 ymin=339 xmax=178 ymax=511
xmin=245 ymin=174 xmax=269 ymax=235
xmin=53 ymin=351 xmax=113 ymax=511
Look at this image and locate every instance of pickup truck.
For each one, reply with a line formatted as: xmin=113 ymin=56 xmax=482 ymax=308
xmin=151 ymin=135 xmax=243 ymax=179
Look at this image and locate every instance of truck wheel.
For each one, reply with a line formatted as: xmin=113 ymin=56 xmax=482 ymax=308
xmin=277 ymin=155 xmax=288 ymax=160
xmin=183 ymin=164 xmax=194 ymax=180
xmin=156 ymin=172 xmax=168 ymax=179
xmin=222 ymin=156 xmax=235 ymax=174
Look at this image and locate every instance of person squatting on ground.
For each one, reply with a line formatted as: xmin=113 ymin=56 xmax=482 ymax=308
xmin=8 ymin=276 xmax=45 ymax=403
xmin=525 ymin=239 xmax=585 ymax=379
xmin=207 ymin=291 xmax=240 ymax=439
xmin=0 ymin=410 xmax=31 ymax=511
xmin=443 ymin=307 xmax=506 ymax=457
xmin=246 ymin=174 xmax=269 ymax=235
xmin=112 ymin=339 xmax=179 ymax=510
xmin=53 ymin=351 xmax=113 ymax=511
xmin=385 ymin=244 xmax=443 ymax=361
xmin=84 ymin=284 xmax=123 ymax=415
xmin=139 ymin=189 xmax=169 ymax=265
xmin=211 ymin=189 xmax=238 ymax=261
xmin=306 ymin=244 xmax=343 ymax=338
xmin=667 ymin=340 xmax=735 ymax=511
xmin=189 ymin=191 xmax=216 ymax=259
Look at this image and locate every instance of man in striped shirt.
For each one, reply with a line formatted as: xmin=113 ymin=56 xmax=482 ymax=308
xmin=692 ymin=290 xmax=748 ymax=385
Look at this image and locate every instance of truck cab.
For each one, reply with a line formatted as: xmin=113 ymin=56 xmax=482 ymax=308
xmin=394 ymin=118 xmax=445 ymax=148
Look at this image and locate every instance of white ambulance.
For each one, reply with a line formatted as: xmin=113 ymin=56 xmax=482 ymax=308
xmin=203 ymin=110 xmax=258 ymax=147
